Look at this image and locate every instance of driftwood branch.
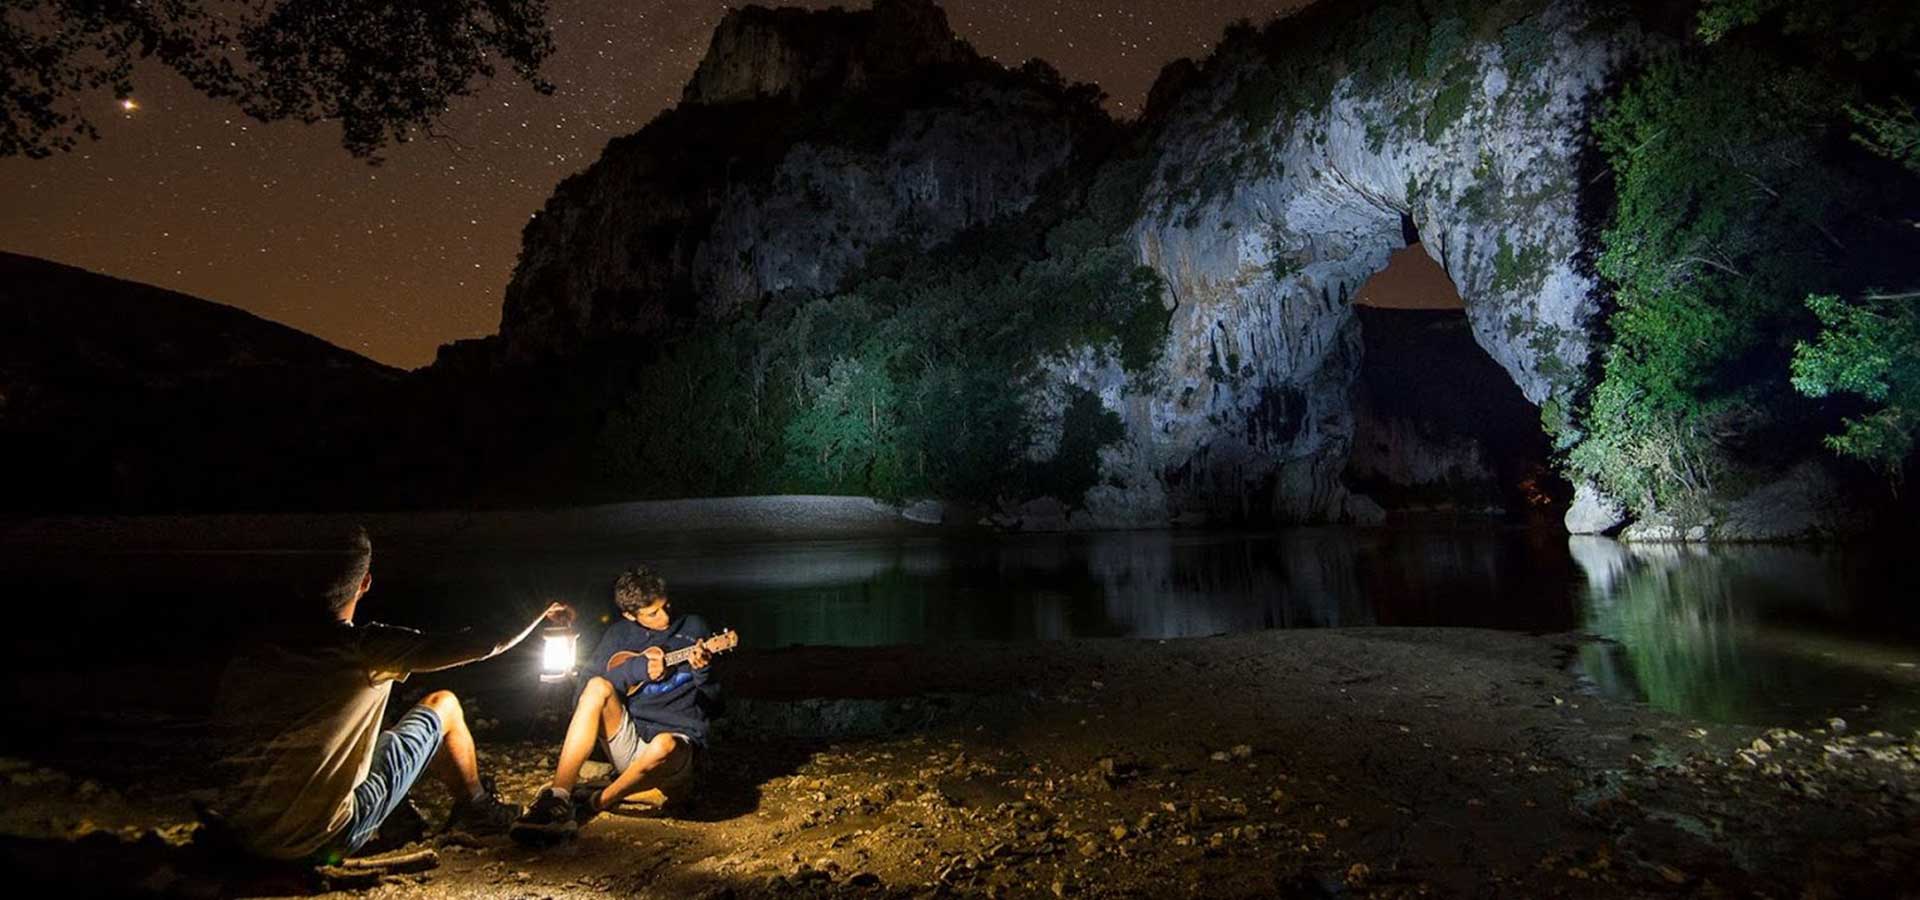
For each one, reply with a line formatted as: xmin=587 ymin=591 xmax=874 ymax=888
xmin=315 ymin=847 xmax=439 ymax=889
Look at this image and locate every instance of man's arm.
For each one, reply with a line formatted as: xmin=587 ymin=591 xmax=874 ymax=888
xmin=403 ymin=602 xmax=572 ymax=674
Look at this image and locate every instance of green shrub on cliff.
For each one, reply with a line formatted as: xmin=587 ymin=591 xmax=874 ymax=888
xmin=1569 ymin=0 xmax=1920 ymax=514
xmin=592 ymin=173 xmax=1165 ymax=506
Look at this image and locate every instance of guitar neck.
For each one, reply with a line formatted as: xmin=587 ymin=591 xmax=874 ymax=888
xmin=660 ymin=641 xmax=706 ymax=666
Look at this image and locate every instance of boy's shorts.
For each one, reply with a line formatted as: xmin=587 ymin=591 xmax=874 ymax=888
xmin=602 ymin=711 xmax=696 ymax=781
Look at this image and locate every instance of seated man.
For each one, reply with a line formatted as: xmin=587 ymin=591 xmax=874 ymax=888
xmin=512 ymin=565 xmax=715 ymax=842
xmin=211 ymin=525 xmax=571 ymax=864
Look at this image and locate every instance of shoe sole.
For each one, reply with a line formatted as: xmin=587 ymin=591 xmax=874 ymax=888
xmin=508 ymin=821 xmax=579 ymax=846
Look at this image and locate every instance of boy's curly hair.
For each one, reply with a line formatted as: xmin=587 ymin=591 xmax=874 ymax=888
xmin=612 ymin=565 xmax=669 ymax=616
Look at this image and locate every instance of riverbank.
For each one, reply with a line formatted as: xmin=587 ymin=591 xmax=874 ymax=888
xmin=2 ymin=627 xmax=1914 ymax=898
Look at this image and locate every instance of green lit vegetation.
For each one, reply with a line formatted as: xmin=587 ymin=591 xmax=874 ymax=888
xmin=1789 ymin=96 xmax=1920 ymax=485
xmin=1793 ymin=292 xmax=1920 ymax=484
xmin=1490 ymin=234 xmax=1547 ymax=294
xmin=593 ymin=163 xmax=1165 ymax=506
xmin=1498 ymin=20 xmax=1550 ymax=71
xmin=1568 ymin=0 xmax=1920 ymax=515
xmin=1424 ymin=62 xmax=1478 ymax=142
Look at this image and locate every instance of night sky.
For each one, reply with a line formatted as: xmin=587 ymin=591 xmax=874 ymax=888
xmin=0 ymin=1 xmax=1315 ymax=369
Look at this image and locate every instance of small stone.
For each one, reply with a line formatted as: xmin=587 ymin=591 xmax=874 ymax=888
xmin=1827 ymin=717 xmax=1848 ymax=733
xmin=1750 ymin=737 xmax=1772 ymax=754
xmin=1109 ymin=824 xmax=1129 ymax=841
xmin=1230 ymin=744 xmax=1253 ymax=759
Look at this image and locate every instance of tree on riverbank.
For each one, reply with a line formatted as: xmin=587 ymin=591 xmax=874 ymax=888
xmin=1790 ymin=94 xmax=1920 ymax=487
xmin=1570 ymin=0 xmax=1920 ymax=515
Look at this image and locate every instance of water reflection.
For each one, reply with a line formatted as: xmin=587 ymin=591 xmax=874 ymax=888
xmin=5 ymin=527 xmax=1916 ymax=730
xmin=1572 ymin=537 xmax=1920 ymax=730
xmin=628 ymin=529 xmax=1580 ymax=646
xmin=0 ymin=527 xmax=1578 ymax=658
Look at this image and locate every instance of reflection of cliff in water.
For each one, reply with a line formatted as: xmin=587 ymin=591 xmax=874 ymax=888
xmin=2 ymin=529 xmax=1584 ymax=658
xmin=13 ymin=528 xmax=1918 ymax=731
xmin=1572 ymin=537 xmax=1920 ymax=730
xmin=662 ymin=529 xmax=1579 ymax=646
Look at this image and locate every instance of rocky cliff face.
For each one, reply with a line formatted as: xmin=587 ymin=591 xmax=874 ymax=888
xmin=499 ymin=0 xmax=1105 ymax=360
xmin=1039 ymin=0 xmax=1635 ymax=527
xmin=682 ymin=0 xmax=968 ymax=106
xmin=496 ymin=0 xmax=1647 ymax=530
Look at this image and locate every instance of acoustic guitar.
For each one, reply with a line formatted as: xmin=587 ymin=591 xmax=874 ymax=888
xmin=606 ymin=628 xmax=739 ymax=695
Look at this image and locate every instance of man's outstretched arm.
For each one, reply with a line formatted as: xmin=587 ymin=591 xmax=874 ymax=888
xmin=406 ymin=602 xmax=573 ymax=674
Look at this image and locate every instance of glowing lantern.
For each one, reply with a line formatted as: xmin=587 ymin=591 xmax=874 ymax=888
xmin=539 ymin=623 xmax=576 ymax=683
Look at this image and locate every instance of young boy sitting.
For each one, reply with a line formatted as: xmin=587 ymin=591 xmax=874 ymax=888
xmin=511 ymin=565 xmax=716 ymax=842
xmin=211 ymin=526 xmax=571 ymax=864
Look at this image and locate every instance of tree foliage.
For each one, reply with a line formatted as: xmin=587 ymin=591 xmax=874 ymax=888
xmin=1570 ymin=0 xmax=1920 ymax=513
xmin=0 ymin=0 xmax=554 ymax=160
xmin=1791 ymin=293 xmax=1920 ymax=484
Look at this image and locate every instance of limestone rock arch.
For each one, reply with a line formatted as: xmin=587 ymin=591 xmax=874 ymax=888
xmin=1051 ymin=0 xmax=1636 ymax=528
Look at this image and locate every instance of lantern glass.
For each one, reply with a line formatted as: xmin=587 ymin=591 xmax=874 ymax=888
xmin=540 ymin=630 xmax=576 ymax=682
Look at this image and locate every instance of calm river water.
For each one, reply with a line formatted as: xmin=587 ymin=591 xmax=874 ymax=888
xmin=4 ymin=527 xmax=1917 ymax=730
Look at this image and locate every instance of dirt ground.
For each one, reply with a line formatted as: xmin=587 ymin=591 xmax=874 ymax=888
xmin=3 ymin=627 xmax=1917 ymax=898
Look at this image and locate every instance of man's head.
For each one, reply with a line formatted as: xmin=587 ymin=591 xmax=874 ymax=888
xmin=319 ymin=525 xmax=374 ymax=622
xmin=613 ymin=565 xmax=670 ymax=629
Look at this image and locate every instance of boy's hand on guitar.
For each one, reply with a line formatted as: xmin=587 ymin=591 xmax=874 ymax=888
xmin=642 ymin=646 xmax=665 ymax=682
xmin=688 ymin=644 xmax=711 ymax=669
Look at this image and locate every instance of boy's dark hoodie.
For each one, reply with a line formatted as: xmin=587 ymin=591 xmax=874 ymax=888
xmin=588 ymin=613 xmax=715 ymax=746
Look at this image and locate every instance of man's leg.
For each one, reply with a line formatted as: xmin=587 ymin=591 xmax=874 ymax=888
xmin=422 ymin=690 xmax=522 ymax=834
xmin=591 ymin=733 xmax=694 ymax=811
xmin=551 ymin=676 xmax=624 ymax=792
xmin=325 ymin=700 xmax=448 ymax=860
xmin=421 ymin=690 xmax=481 ymax=801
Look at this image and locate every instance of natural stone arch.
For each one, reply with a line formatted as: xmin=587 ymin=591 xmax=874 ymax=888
xmin=1045 ymin=0 xmax=1634 ymax=528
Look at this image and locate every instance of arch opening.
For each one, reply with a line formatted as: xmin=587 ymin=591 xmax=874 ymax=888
xmin=1346 ymin=243 xmax=1569 ymax=520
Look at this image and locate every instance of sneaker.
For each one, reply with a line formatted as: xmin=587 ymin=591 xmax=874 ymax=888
xmin=509 ymin=787 xmax=578 ymax=845
xmin=444 ymin=776 xmax=520 ymax=837
xmin=570 ymin=784 xmax=606 ymax=824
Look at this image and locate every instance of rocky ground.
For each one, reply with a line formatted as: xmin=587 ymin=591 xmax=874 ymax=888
xmin=2 ymin=628 xmax=1916 ymax=898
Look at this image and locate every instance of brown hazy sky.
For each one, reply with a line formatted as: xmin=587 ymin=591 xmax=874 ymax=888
xmin=0 ymin=1 xmax=1397 ymax=368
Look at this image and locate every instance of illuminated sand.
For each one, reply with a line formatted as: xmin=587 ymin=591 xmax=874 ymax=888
xmin=2 ymin=628 xmax=1916 ymax=898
